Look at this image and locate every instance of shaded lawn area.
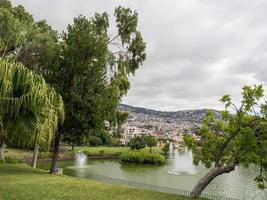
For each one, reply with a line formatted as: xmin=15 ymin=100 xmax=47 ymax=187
xmin=5 ymin=148 xmax=74 ymax=161
xmin=5 ymin=148 xmax=33 ymax=160
xmin=0 ymin=164 xmax=190 ymax=200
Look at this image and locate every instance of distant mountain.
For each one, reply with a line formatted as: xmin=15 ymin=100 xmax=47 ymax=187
xmin=118 ymin=104 xmax=221 ymax=124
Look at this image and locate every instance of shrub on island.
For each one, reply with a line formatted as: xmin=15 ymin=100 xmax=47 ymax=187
xmin=119 ymin=151 xmax=165 ymax=165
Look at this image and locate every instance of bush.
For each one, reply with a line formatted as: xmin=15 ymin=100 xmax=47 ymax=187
xmin=129 ymin=135 xmax=147 ymax=150
xmin=99 ymin=150 xmax=105 ymax=154
xmin=98 ymin=130 xmax=114 ymax=145
xmin=120 ymin=151 xmax=165 ymax=165
xmin=88 ymin=136 xmax=102 ymax=146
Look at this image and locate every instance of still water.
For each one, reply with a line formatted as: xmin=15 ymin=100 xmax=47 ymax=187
xmin=38 ymin=153 xmax=266 ymax=200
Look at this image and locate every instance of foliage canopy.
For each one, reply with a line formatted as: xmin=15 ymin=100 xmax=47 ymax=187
xmin=0 ymin=57 xmax=64 ymax=152
xmin=185 ymin=85 xmax=267 ymax=197
xmin=0 ymin=0 xmax=146 ymax=146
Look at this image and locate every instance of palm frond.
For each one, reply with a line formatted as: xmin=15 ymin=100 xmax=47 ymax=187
xmin=0 ymin=57 xmax=64 ymax=150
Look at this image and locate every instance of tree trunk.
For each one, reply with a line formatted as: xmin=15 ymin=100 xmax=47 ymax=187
xmin=50 ymin=131 xmax=61 ymax=174
xmin=0 ymin=141 xmax=5 ymax=161
xmin=190 ymin=164 xmax=236 ymax=198
xmin=2 ymin=44 xmax=8 ymax=57
xmin=150 ymin=147 xmax=152 ymax=153
xmin=31 ymin=143 xmax=39 ymax=168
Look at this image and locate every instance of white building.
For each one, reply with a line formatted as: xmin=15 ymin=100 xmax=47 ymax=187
xmin=120 ymin=125 xmax=140 ymax=145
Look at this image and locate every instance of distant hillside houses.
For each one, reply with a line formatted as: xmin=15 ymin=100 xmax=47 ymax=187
xmin=118 ymin=104 xmax=220 ymax=145
xmin=120 ymin=122 xmax=199 ymax=145
xmin=120 ymin=125 xmax=154 ymax=145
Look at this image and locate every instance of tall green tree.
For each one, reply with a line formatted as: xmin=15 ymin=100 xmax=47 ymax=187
xmin=50 ymin=6 xmax=145 ymax=172
xmin=112 ymin=111 xmax=129 ymax=140
xmin=0 ymin=57 xmax=64 ymax=167
xmin=129 ymin=135 xmax=147 ymax=150
xmin=59 ymin=7 xmax=146 ymax=146
xmin=145 ymin=135 xmax=158 ymax=153
xmin=184 ymin=85 xmax=267 ymax=197
xmin=0 ymin=1 xmax=146 ymax=172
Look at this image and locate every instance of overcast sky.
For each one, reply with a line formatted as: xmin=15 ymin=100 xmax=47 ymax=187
xmin=11 ymin=0 xmax=267 ymax=111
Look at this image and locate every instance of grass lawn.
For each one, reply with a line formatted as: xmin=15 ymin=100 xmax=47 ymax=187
xmin=75 ymin=146 xmax=164 ymax=156
xmin=75 ymin=146 xmax=130 ymax=155
xmin=0 ymin=164 xmax=189 ymax=200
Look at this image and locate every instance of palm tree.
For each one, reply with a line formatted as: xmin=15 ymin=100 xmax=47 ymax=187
xmin=0 ymin=57 xmax=64 ymax=167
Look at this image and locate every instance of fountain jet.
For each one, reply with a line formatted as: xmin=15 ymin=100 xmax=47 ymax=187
xmin=75 ymin=150 xmax=87 ymax=168
xmin=168 ymin=142 xmax=197 ymax=175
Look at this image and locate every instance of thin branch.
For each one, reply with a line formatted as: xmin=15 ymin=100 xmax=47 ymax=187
xmin=110 ymin=42 xmax=125 ymax=51
xmin=107 ymin=34 xmax=120 ymax=45
xmin=112 ymin=50 xmax=129 ymax=55
xmin=208 ymin=121 xmax=228 ymax=138
xmin=239 ymin=101 xmax=245 ymax=112
xmin=230 ymin=102 xmax=238 ymax=112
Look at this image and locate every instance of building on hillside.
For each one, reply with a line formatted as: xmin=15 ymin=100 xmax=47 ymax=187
xmin=120 ymin=125 xmax=139 ymax=145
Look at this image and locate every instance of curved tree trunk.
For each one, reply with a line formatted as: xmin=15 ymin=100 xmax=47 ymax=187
xmin=31 ymin=143 xmax=39 ymax=168
xmin=50 ymin=131 xmax=61 ymax=174
xmin=0 ymin=140 xmax=5 ymax=161
xmin=190 ymin=164 xmax=236 ymax=198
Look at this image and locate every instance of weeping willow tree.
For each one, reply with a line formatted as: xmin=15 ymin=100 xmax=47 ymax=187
xmin=0 ymin=57 xmax=64 ymax=167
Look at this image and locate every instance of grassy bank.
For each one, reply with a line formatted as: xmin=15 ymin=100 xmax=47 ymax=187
xmin=5 ymin=148 xmax=74 ymax=161
xmin=75 ymin=146 xmax=130 ymax=156
xmin=4 ymin=147 xmax=166 ymax=164
xmin=0 ymin=164 xmax=189 ymax=200
xmin=5 ymin=146 xmax=164 ymax=160
xmin=75 ymin=146 xmax=164 ymax=156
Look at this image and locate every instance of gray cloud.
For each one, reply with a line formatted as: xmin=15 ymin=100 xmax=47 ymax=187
xmin=11 ymin=0 xmax=267 ymax=111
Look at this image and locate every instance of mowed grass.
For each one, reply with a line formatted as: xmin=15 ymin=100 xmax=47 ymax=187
xmin=75 ymin=146 xmax=164 ymax=155
xmin=75 ymin=146 xmax=130 ymax=155
xmin=0 ymin=164 xmax=188 ymax=200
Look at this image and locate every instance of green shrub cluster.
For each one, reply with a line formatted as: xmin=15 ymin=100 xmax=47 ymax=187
xmin=120 ymin=151 xmax=165 ymax=165
xmin=99 ymin=150 xmax=105 ymax=154
xmin=88 ymin=136 xmax=103 ymax=146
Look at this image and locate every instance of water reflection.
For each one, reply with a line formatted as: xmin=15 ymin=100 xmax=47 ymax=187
xmin=38 ymin=156 xmax=267 ymax=200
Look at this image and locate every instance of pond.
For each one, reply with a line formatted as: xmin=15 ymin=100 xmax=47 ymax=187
xmin=38 ymin=149 xmax=267 ymax=200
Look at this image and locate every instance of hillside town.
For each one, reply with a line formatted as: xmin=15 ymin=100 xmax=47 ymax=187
xmin=119 ymin=104 xmax=206 ymax=145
